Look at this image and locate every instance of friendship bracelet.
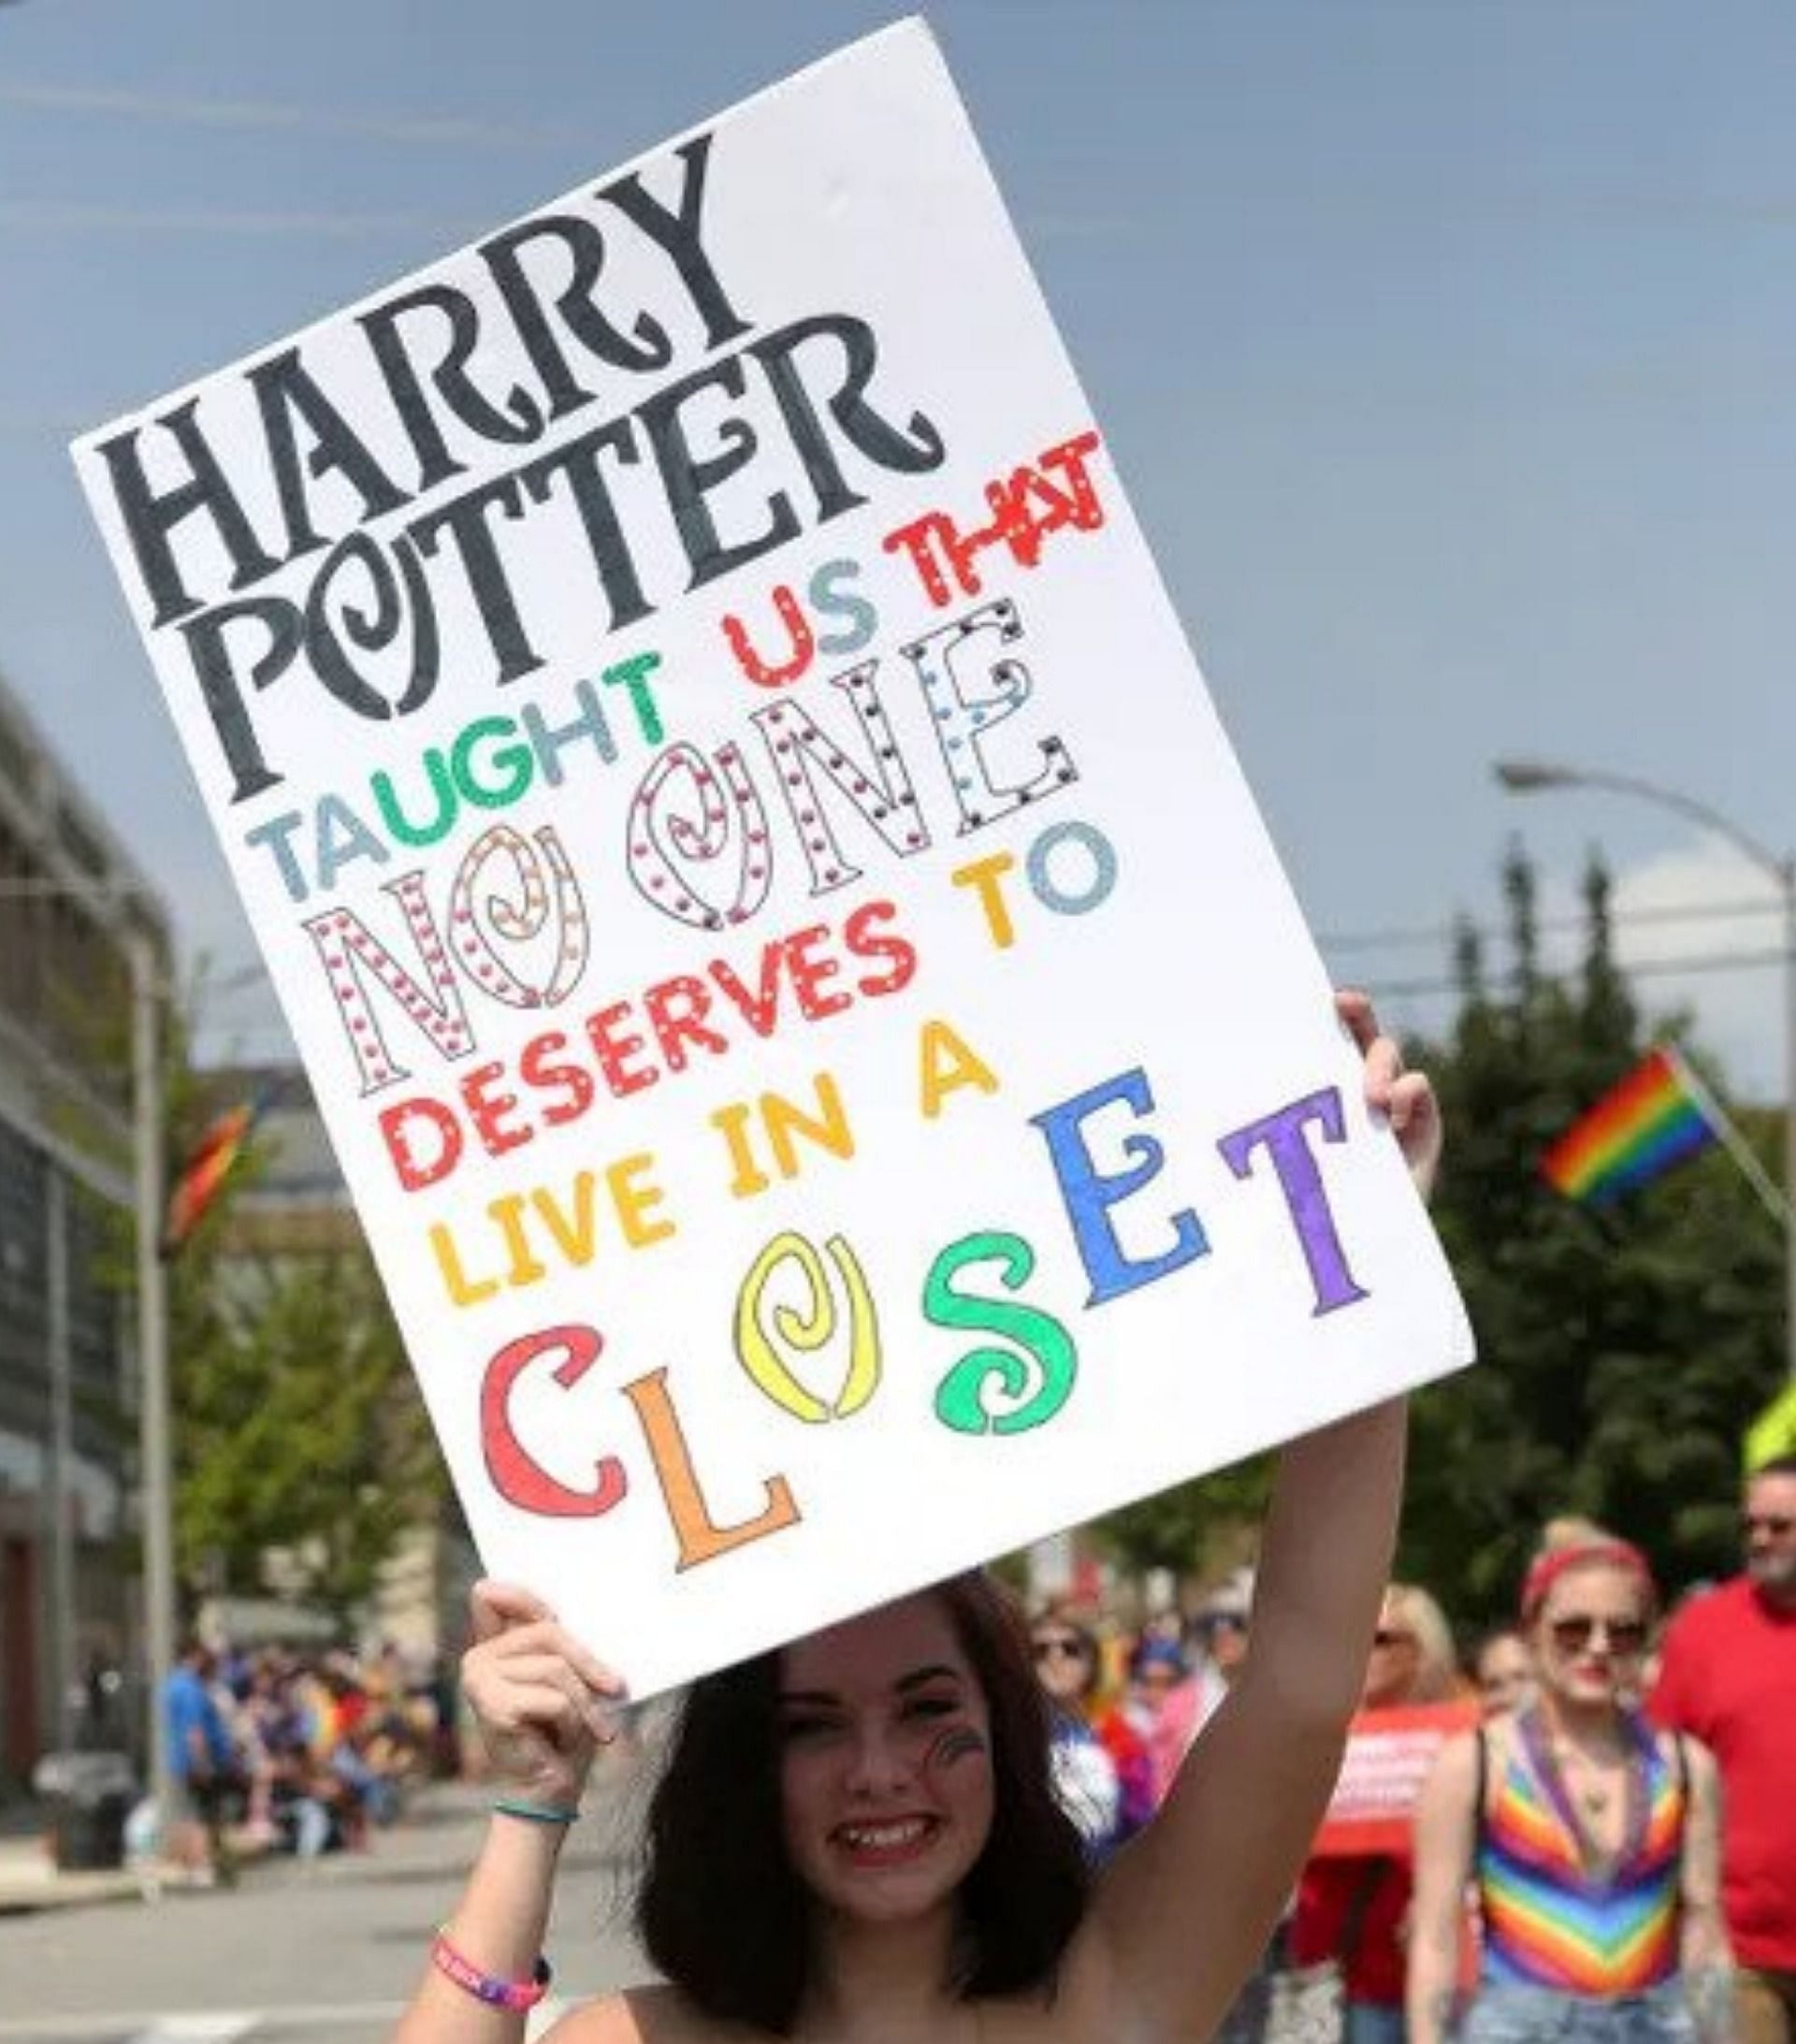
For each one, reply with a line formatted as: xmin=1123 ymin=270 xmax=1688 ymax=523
xmin=431 ymin=1929 xmax=553 ymax=2011
xmin=492 ymin=1795 xmax=581 ymax=1826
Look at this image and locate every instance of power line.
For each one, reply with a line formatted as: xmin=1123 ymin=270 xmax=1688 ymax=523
xmin=1362 ymin=944 xmax=1788 ymax=1002
xmin=1320 ymin=893 xmax=1781 ymax=956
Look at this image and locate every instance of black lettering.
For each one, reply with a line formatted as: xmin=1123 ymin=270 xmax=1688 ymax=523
xmin=247 ymin=346 xmax=410 ymax=561
xmin=480 ymin=213 xmax=673 ymax=421
xmin=638 ymin=354 xmax=799 ymax=591
xmin=519 ymin=415 xmax=655 ymax=631
xmin=598 ymin=133 xmax=751 ymax=352
xmin=407 ymin=472 xmax=545 ymax=684
xmin=178 ymin=594 xmax=303 ymax=802
xmin=752 ymin=314 xmax=945 ymax=491
xmin=94 ymin=403 xmax=283 ymax=627
xmin=304 ymin=531 xmax=441 ymax=720
xmin=359 ymin=283 xmax=547 ymax=493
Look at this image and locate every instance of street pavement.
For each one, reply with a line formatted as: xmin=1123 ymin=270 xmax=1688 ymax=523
xmin=0 ymin=1770 xmax=651 ymax=2044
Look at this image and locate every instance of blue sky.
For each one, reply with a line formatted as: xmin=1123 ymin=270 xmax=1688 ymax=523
xmin=2 ymin=0 xmax=1790 ymax=1092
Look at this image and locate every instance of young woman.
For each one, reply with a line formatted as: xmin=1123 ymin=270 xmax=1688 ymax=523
xmin=1287 ymin=1582 xmax=1460 ymax=2044
xmin=1408 ymin=1533 xmax=1731 ymax=2044
xmin=1028 ymin=1609 xmax=1152 ymax=1856
xmin=392 ymin=991 xmax=1440 ymax=2044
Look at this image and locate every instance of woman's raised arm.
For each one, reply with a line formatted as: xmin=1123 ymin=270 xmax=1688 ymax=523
xmin=1079 ymin=992 xmax=1441 ymax=2042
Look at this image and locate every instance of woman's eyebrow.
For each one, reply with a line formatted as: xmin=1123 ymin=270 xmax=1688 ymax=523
xmin=895 ymin=1663 xmax=963 ymax=1693
xmin=776 ymin=1689 xmax=842 ymax=1709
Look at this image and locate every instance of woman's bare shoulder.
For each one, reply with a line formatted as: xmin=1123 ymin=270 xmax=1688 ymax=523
xmin=544 ymin=1983 xmax=746 ymax=2044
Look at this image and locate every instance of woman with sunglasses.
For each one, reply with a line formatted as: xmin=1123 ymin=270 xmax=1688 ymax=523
xmin=1408 ymin=1531 xmax=1730 ymax=2044
xmin=1028 ymin=1612 xmax=1153 ymax=1856
xmin=1287 ymin=1583 xmax=1460 ymax=2044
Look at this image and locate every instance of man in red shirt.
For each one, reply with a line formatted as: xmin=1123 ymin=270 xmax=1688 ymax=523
xmin=1653 ymin=1457 xmax=1796 ymax=2044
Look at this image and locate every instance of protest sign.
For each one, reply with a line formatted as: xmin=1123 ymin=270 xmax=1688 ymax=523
xmin=1310 ymin=1702 xmax=1479 ymax=1858
xmin=73 ymin=20 xmax=1474 ymax=1696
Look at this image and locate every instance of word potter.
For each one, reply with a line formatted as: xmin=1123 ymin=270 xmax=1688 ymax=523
xmin=92 ymin=132 xmax=947 ymax=804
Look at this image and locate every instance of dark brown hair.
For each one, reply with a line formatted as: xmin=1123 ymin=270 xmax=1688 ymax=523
xmin=635 ymin=1573 xmax=1092 ymax=2036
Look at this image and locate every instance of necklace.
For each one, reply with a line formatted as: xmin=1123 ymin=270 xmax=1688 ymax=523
xmin=1518 ymin=1705 xmax=1650 ymax=1874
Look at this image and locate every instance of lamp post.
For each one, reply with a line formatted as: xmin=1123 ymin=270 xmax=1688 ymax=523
xmin=1494 ymin=757 xmax=1796 ymax=1386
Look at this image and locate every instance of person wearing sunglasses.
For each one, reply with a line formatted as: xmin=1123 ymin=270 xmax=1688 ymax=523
xmin=1288 ymin=1584 xmax=1460 ymax=2044
xmin=1409 ymin=1531 xmax=1728 ymax=2044
xmin=1652 ymin=1456 xmax=1796 ymax=2044
xmin=1028 ymin=1612 xmax=1153 ymax=1857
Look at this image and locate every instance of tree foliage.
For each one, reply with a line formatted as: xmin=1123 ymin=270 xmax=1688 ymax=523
xmin=171 ymin=1239 xmax=442 ymax=1621
xmin=1091 ymin=845 xmax=1784 ymax=1628
xmin=92 ymin=975 xmax=442 ymax=1624
xmin=1402 ymin=843 xmax=1781 ymax=1621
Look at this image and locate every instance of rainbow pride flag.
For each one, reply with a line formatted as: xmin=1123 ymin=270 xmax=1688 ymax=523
xmin=1542 ymin=1048 xmax=1717 ymax=1205
xmin=162 ymin=1098 xmax=260 ymax=1254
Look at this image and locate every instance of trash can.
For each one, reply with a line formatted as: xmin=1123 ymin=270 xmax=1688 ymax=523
xmin=31 ymin=1751 xmax=137 ymax=1872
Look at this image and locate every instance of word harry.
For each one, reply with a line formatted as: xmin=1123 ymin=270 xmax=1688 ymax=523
xmin=478 ymin=1067 xmax=1376 ymax=1572
xmin=90 ymin=134 xmax=947 ymax=805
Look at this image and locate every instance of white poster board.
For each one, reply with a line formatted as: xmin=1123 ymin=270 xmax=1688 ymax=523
xmin=73 ymin=20 xmax=1473 ymax=1698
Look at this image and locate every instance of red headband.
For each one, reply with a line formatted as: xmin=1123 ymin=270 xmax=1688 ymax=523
xmin=1520 ymin=1540 xmax=1655 ymax=1620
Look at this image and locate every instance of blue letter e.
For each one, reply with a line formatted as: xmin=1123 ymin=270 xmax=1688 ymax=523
xmin=1030 ymin=1066 xmax=1209 ymax=1308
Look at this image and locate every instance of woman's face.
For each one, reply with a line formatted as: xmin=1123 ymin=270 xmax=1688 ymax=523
xmin=1030 ymin=1623 xmax=1094 ymax=1706
xmin=1362 ymin=1598 xmax=1422 ymax=1707
xmin=1533 ymin=1564 xmax=1650 ymax=1710
xmin=1475 ymin=1634 xmax=1533 ymax=1718
xmin=777 ymin=1592 xmax=994 ymax=1926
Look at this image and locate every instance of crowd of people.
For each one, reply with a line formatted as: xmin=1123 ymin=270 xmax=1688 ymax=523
xmin=1024 ymin=1455 xmax=1795 ymax=2044
xmin=159 ymin=1638 xmax=452 ymax=1884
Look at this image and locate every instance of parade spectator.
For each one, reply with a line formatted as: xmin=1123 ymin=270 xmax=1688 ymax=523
xmin=1029 ymin=1611 xmax=1123 ymax=1856
xmin=1653 ymin=1457 xmax=1796 ymax=2044
xmin=1124 ymin=1632 xmax=1195 ymax=1807
xmin=1290 ymin=1583 xmax=1458 ymax=2044
xmin=160 ymin=1639 xmax=239 ymax=1886
xmin=1411 ymin=1529 xmax=1729 ymax=2044
xmin=1469 ymin=1626 xmax=1533 ymax=1719
xmin=1029 ymin=1609 xmax=1152 ymax=1855
xmin=388 ymin=989 xmax=1440 ymax=2044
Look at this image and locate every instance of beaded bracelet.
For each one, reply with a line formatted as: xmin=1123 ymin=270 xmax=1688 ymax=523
xmin=492 ymin=1795 xmax=580 ymax=1826
xmin=431 ymin=1928 xmax=553 ymax=2011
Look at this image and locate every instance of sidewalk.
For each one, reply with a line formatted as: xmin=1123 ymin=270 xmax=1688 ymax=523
xmin=0 ymin=1801 xmax=276 ymax=1915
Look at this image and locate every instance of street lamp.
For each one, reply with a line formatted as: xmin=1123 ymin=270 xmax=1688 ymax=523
xmin=1494 ymin=757 xmax=1796 ymax=1385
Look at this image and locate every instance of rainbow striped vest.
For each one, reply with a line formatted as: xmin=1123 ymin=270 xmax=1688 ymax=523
xmin=1476 ymin=1710 xmax=1686 ymax=1995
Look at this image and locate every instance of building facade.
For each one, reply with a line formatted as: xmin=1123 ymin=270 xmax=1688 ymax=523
xmin=0 ymin=671 xmax=170 ymax=1789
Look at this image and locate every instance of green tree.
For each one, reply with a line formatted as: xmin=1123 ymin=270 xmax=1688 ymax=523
xmin=174 ymin=1239 xmax=443 ymax=1622
xmin=1402 ymin=848 xmax=1782 ymax=1622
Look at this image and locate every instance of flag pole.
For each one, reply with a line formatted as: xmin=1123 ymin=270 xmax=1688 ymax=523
xmin=1664 ymin=1044 xmax=1789 ymax=1230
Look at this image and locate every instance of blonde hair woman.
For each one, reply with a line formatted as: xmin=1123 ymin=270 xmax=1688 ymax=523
xmin=1408 ymin=1530 xmax=1728 ymax=2044
xmin=1286 ymin=1583 xmax=1460 ymax=2044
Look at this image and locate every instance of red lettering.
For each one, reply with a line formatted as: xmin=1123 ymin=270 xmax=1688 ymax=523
xmin=379 ymin=1094 xmax=463 ymax=1191
xmin=720 ymin=583 xmax=816 ymax=689
xmin=783 ymin=922 xmax=851 ymax=1022
xmin=480 ymin=1324 xmax=629 ymax=1519
xmin=583 ymin=1000 xmax=659 ymax=1097
xmin=845 ymin=899 xmax=918 ymax=997
xmin=461 ymin=1060 xmax=533 ymax=1159
xmin=644 ymin=973 xmax=729 ymax=1069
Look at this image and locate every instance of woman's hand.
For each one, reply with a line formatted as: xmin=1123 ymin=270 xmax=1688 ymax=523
xmin=460 ymin=1580 xmax=626 ymax=1807
xmin=1337 ymin=988 xmax=1442 ymax=1203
